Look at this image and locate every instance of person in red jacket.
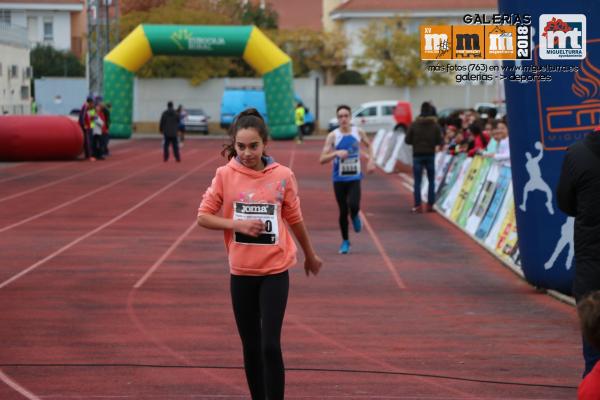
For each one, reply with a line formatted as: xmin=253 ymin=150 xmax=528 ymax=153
xmin=578 ymin=291 xmax=600 ymax=399
xmin=467 ymin=121 xmax=490 ymax=157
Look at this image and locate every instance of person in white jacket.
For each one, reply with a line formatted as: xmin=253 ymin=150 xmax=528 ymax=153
xmin=483 ymin=119 xmax=510 ymax=166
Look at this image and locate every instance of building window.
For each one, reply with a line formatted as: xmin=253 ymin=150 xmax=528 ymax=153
xmin=43 ymin=18 xmax=53 ymax=41
xmin=0 ymin=9 xmax=11 ymax=24
xmin=21 ymin=86 xmax=30 ymax=100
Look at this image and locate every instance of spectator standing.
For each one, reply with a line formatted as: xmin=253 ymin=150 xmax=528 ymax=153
xmin=102 ymin=102 xmax=111 ymax=157
xmin=160 ymin=101 xmax=181 ymax=162
xmin=578 ymin=291 xmax=600 ymax=399
xmin=78 ymin=96 xmax=96 ymax=161
xmin=467 ymin=121 xmax=490 ymax=157
xmin=92 ymin=104 xmax=106 ymax=160
xmin=405 ymin=101 xmax=443 ymax=213
xmin=295 ymin=102 xmax=305 ymax=144
xmin=557 ymin=127 xmax=600 ymax=377
xmin=482 ymin=119 xmax=510 ymax=166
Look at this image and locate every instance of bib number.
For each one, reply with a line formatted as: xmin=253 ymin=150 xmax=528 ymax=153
xmin=339 ymin=156 xmax=361 ymax=176
xmin=233 ymin=202 xmax=279 ymax=245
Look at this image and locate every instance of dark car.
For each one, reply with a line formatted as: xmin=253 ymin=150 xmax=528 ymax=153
xmin=183 ymin=108 xmax=209 ymax=134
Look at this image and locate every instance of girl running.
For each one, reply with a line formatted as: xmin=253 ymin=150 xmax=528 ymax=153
xmin=319 ymin=105 xmax=375 ymax=254
xmin=197 ymin=108 xmax=323 ymax=400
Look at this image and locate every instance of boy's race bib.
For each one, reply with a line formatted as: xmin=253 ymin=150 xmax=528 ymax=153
xmin=339 ymin=156 xmax=361 ymax=176
xmin=233 ymin=202 xmax=279 ymax=245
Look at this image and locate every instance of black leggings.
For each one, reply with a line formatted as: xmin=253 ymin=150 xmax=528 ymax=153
xmin=231 ymin=271 xmax=289 ymax=400
xmin=333 ymin=180 xmax=361 ymax=240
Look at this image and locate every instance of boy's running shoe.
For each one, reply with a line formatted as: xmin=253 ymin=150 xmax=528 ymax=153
xmin=339 ymin=240 xmax=350 ymax=254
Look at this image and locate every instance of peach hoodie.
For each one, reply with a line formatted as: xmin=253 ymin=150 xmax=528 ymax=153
xmin=198 ymin=157 xmax=303 ymax=276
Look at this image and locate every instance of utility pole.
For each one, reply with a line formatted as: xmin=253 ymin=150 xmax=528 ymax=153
xmin=87 ymin=0 xmax=118 ymax=97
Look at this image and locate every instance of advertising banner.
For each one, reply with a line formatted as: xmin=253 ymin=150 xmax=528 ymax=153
xmin=498 ymin=1 xmax=600 ymax=294
xmin=457 ymin=157 xmax=493 ymax=228
xmin=476 ymin=166 xmax=511 ymax=240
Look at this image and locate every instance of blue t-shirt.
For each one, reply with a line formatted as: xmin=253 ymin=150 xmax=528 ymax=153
xmin=332 ymin=127 xmax=362 ymax=182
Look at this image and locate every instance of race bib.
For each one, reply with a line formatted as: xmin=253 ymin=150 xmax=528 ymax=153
xmin=233 ymin=202 xmax=279 ymax=245
xmin=339 ymin=156 xmax=361 ymax=176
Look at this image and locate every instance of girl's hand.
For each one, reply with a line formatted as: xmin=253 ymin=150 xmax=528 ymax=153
xmin=366 ymin=159 xmax=376 ymax=174
xmin=304 ymin=254 xmax=323 ymax=276
xmin=233 ymin=219 xmax=264 ymax=237
xmin=336 ymin=150 xmax=349 ymax=159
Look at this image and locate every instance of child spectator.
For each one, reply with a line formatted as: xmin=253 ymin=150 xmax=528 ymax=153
xmin=467 ymin=121 xmax=490 ymax=157
xmin=578 ymin=291 xmax=600 ymax=399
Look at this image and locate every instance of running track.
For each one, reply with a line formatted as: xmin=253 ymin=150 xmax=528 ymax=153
xmin=0 ymin=138 xmax=580 ymax=399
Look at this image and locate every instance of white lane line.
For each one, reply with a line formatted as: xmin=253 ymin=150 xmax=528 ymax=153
xmin=0 ymin=150 xmax=177 ymax=234
xmin=359 ymin=211 xmax=407 ymax=290
xmin=0 ymin=156 xmax=218 ymax=290
xmin=133 ymin=220 xmax=197 ymax=289
xmin=398 ymin=172 xmax=414 ymax=185
xmin=0 ymin=369 xmax=41 ymax=400
xmin=0 ymin=151 xmax=154 ymax=204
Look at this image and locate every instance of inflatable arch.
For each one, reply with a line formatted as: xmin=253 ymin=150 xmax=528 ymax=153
xmin=103 ymin=25 xmax=297 ymax=139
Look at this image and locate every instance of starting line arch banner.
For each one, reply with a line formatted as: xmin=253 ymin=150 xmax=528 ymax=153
xmin=103 ymin=25 xmax=297 ymax=139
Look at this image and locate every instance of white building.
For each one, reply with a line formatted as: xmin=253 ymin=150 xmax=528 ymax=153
xmin=0 ymin=23 xmax=32 ymax=115
xmin=328 ymin=0 xmax=497 ymax=70
xmin=0 ymin=1 xmax=85 ymax=56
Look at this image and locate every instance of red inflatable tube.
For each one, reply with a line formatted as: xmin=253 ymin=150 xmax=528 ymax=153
xmin=0 ymin=116 xmax=83 ymax=161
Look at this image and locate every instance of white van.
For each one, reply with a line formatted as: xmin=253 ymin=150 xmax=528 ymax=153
xmin=328 ymin=100 xmax=408 ymax=134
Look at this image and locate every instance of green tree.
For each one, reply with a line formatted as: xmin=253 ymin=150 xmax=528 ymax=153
xmin=271 ymin=28 xmax=347 ymax=82
xmin=353 ymin=18 xmax=451 ymax=86
xmin=334 ymin=70 xmax=366 ymax=85
xmin=30 ymin=44 xmax=85 ymax=78
xmin=240 ymin=2 xmax=278 ymax=29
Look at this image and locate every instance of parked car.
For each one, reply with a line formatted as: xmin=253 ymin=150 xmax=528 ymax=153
xmin=220 ymin=87 xmax=315 ymax=134
xmin=475 ymin=102 xmax=506 ymax=119
xmin=328 ymin=100 xmax=413 ymax=134
xmin=183 ymin=108 xmax=209 ymax=134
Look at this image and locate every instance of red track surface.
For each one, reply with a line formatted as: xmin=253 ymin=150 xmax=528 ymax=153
xmin=0 ymin=139 xmax=580 ymax=399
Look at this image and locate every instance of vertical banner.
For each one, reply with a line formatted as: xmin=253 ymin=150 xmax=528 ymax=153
xmin=498 ymin=1 xmax=600 ymax=294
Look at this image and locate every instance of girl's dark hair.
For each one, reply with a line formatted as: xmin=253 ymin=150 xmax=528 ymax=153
xmin=222 ymin=108 xmax=269 ymax=160
xmin=468 ymin=120 xmax=484 ymax=135
xmin=336 ymin=105 xmax=351 ymax=115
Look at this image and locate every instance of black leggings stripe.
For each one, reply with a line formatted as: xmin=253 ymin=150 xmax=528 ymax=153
xmin=333 ymin=180 xmax=361 ymax=240
xmin=230 ymin=271 xmax=289 ymax=400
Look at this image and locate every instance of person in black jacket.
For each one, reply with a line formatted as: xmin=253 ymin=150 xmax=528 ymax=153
xmin=557 ymin=127 xmax=600 ymax=377
xmin=405 ymin=102 xmax=443 ymax=213
xmin=160 ymin=101 xmax=181 ymax=162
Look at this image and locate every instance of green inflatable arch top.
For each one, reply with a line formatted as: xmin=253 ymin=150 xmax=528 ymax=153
xmin=103 ymin=25 xmax=297 ymax=139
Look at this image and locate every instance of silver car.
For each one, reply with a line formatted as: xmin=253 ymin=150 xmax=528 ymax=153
xmin=183 ymin=108 xmax=209 ymax=134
